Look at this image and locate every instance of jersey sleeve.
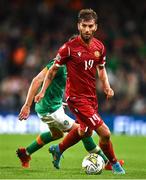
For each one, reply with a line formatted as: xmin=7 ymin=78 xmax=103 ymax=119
xmin=46 ymin=59 xmax=54 ymax=69
xmin=98 ymin=45 xmax=106 ymax=67
xmin=54 ymin=43 xmax=70 ymax=67
xmin=46 ymin=59 xmax=65 ymax=78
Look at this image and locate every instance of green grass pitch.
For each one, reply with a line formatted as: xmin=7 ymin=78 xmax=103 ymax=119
xmin=0 ymin=134 xmax=146 ymax=179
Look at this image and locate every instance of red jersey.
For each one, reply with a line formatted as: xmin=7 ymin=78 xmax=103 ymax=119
xmin=54 ymin=36 xmax=106 ymax=100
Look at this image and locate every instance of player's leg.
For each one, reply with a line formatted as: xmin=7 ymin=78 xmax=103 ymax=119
xmin=48 ymin=108 xmax=108 ymax=169
xmin=49 ymin=102 xmax=97 ymax=169
xmin=16 ymin=130 xmax=57 ymax=167
xmin=71 ymin=101 xmax=125 ymax=174
xmin=49 ymin=125 xmax=92 ymax=169
xmin=49 ymin=106 xmax=84 ymax=155
xmin=95 ymin=122 xmax=125 ymax=174
xmin=56 ymin=123 xmax=107 ymax=162
xmin=16 ymin=127 xmax=63 ymax=168
xmin=95 ymin=123 xmax=117 ymax=163
xmin=49 ymin=126 xmax=110 ymax=170
xmin=48 ymin=108 xmax=83 ymax=169
xmin=81 ymin=136 xmax=108 ymax=164
xmin=48 ymin=107 xmax=91 ymax=169
xmin=16 ymin=111 xmax=65 ymax=168
xmin=52 ymin=102 xmax=97 ymax=157
xmin=48 ymin=105 xmax=120 ymax=170
xmin=58 ymin=100 xmax=125 ymax=173
xmin=27 ymin=127 xmax=63 ymax=155
xmin=49 ymin=123 xmax=113 ymax=170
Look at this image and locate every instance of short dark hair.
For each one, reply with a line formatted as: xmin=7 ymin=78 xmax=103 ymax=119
xmin=78 ymin=9 xmax=98 ymax=23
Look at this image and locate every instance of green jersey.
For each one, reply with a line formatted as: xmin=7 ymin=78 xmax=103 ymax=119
xmin=35 ymin=60 xmax=66 ymax=116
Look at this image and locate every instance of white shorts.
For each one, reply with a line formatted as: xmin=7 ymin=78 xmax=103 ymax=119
xmin=37 ymin=106 xmax=74 ymax=131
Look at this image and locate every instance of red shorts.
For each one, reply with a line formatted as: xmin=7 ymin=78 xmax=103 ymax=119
xmin=67 ymin=97 xmax=103 ymax=132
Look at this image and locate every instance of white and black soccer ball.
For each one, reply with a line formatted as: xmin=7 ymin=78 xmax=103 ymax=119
xmin=82 ymin=153 xmax=105 ymax=175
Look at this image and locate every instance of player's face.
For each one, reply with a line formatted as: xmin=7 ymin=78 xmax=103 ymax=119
xmin=78 ymin=19 xmax=97 ymax=42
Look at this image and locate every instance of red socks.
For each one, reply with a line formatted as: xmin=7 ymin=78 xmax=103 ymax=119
xmin=99 ymin=140 xmax=117 ymax=164
xmin=59 ymin=127 xmax=82 ymax=153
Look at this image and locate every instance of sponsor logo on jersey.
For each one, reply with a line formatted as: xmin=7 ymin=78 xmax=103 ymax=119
xmin=94 ymin=51 xmax=100 ymax=57
xmin=77 ymin=52 xmax=81 ymax=57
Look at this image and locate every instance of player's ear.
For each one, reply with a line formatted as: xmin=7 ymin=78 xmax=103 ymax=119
xmin=77 ymin=23 xmax=80 ymax=31
xmin=95 ymin=24 xmax=97 ymax=31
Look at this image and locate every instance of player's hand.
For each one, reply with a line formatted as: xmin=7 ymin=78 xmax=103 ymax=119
xmin=104 ymin=87 xmax=114 ymax=99
xmin=18 ymin=105 xmax=30 ymax=121
xmin=34 ymin=92 xmax=45 ymax=103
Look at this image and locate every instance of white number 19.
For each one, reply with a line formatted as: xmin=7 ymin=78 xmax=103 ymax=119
xmin=85 ymin=60 xmax=94 ymax=70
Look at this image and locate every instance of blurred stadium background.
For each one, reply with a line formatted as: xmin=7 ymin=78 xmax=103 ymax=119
xmin=0 ymin=0 xmax=146 ymax=135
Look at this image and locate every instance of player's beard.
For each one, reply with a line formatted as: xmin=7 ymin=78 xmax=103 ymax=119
xmin=80 ymin=32 xmax=94 ymax=44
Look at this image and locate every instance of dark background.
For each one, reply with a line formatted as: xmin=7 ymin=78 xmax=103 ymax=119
xmin=0 ymin=0 xmax=146 ymax=115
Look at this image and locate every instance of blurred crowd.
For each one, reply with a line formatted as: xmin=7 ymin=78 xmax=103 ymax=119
xmin=0 ymin=0 xmax=146 ymax=115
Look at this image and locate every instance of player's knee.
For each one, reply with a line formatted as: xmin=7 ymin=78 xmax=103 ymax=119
xmin=78 ymin=127 xmax=92 ymax=138
xmin=78 ymin=130 xmax=85 ymax=137
xmin=78 ymin=128 xmax=85 ymax=137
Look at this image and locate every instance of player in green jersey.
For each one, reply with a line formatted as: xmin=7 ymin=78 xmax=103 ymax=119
xmin=17 ymin=59 xmax=109 ymax=168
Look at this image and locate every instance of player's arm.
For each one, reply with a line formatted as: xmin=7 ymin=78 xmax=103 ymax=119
xmin=35 ymin=43 xmax=70 ymax=103
xmin=19 ymin=67 xmax=48 ymax=121
xmin=34 ymin=64 xmax=59 ymax=103
xmin=97 ymin=65 xmax=114 ymax=99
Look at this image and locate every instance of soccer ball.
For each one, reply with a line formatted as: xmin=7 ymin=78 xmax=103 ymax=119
xmin=82 ymin=153 xmax=105 ymax=175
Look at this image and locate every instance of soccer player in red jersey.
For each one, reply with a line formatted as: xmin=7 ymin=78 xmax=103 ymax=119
xmin=35 ymin=9 xmax=125 ymax=174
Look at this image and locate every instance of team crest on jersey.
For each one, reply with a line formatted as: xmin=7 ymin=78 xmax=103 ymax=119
xmin=64 ymin=120 xmax=69 ymax=126
xmin=94 ymin=51 xmax=100 ymax=57
xmin=77 ymin=52 xmax=81 ymax=57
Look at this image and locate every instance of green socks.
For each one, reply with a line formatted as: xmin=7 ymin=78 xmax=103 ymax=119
xmin=96 ymin=149 xmax=108 ymax=164
xmin=82 ymin=136 xmax=108 ymax=164
xmin=26 ymin=131 xmax=53 ymax=155
xmin=82 ymin=136 xmax=96 ymax=151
